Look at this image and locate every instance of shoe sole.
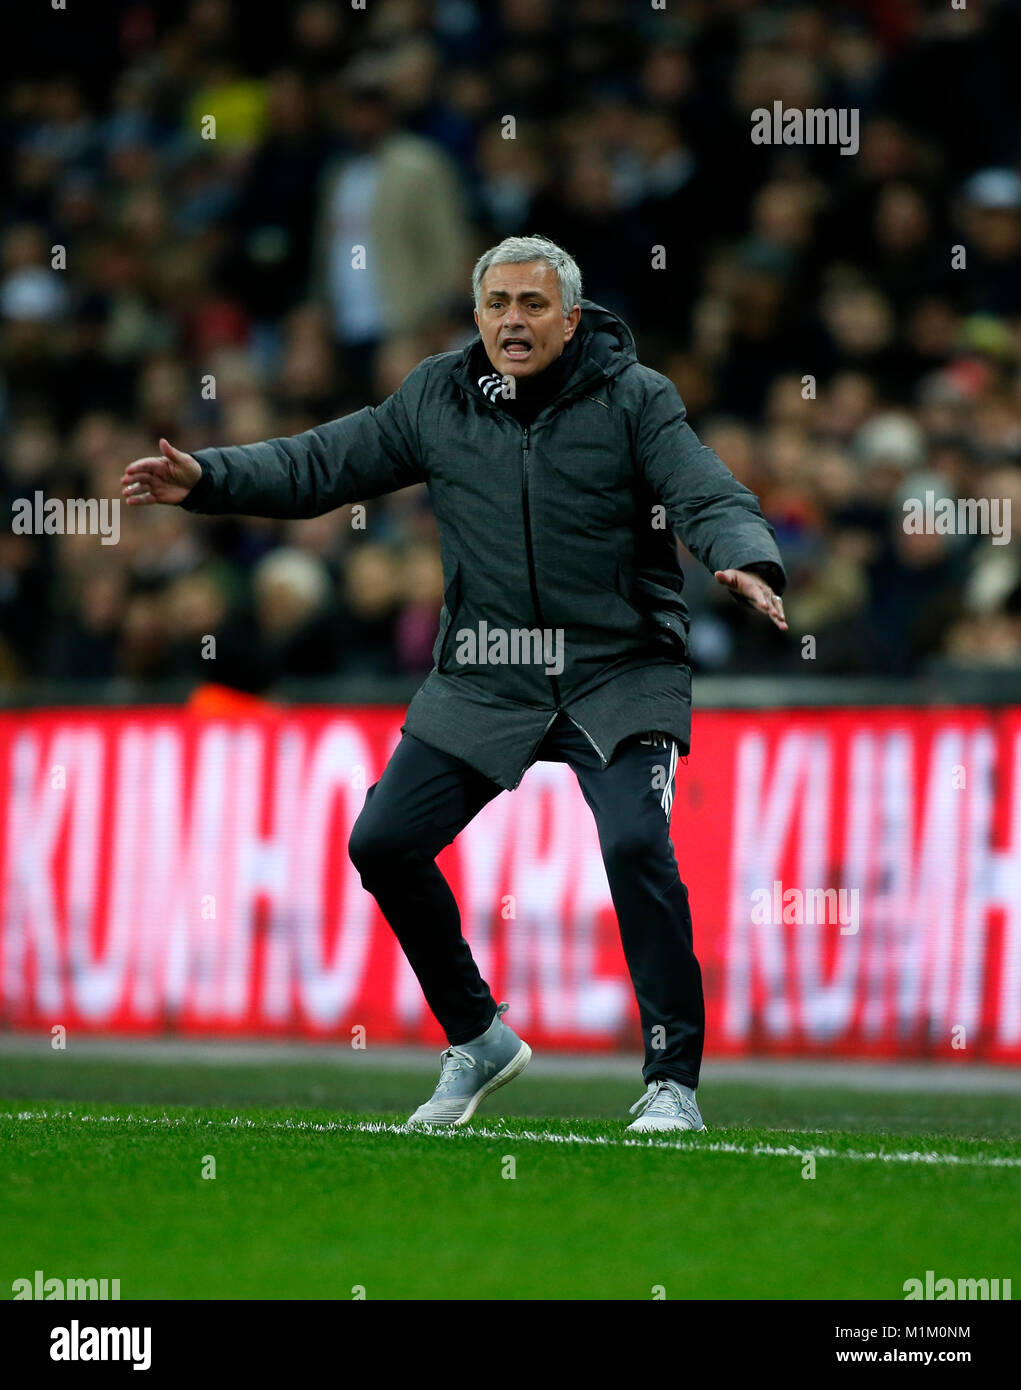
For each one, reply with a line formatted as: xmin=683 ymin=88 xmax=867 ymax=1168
xmin=626 ymin=1121 xmax=708 ymax=1134
xmin=409 ymin=1040 xmax=533 ymax=1128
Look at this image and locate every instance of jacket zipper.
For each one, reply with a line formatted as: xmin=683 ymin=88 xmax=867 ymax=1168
xmin=463 ymin=387 xmax=610 ymax=771
xmin=516 ymin=708 xmax=562 ymax=786
xmin=520 ymin=423 xmax=606 ymax=764
xmin=520 ymin=425 xmax=562 ymax=707
xmin=565 ymin=712 xmax=607 ymax=762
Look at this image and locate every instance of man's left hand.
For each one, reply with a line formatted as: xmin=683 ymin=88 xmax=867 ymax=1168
xmin=714 ymin=568 xmax=788 ymax=631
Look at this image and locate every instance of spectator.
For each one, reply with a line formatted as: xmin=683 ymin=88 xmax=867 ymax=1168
xmin=2 ymin=0 xmax=1021 ymax=692
xmin=311 ymin=62 xmax=469 ymax=395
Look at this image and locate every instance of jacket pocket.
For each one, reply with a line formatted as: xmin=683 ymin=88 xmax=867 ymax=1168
xmin=633 ymin=575 xmax=690 ymax=657
xmin=433 ymin=560 xmax=462 ymax=671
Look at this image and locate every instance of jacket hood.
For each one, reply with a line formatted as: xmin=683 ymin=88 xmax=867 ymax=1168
xmin=574 ymin=298 xmax=638 ymax=378
xmin=452 ymin=298 xmax=638 ymax=401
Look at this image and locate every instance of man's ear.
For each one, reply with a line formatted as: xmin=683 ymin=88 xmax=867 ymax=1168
xmin=473 ymin=307 xmax=480 ymax=330
xmin=562 ymin=304 xmax=582 ymax=341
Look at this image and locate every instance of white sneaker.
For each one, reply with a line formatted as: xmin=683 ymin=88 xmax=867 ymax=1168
xmin=406 ymin=1002 xmax=532 ymax=1127
xmin=626 ymin=1080 xmax=706 ymax=1133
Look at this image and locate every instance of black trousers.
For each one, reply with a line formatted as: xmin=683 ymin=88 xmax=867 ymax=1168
xmin=348 ymin=713 xmax=705 ymax=1088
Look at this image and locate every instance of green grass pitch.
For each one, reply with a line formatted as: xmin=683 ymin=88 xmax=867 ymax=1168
xmin=1 ymin=1051 xmax=1019 ymax=1300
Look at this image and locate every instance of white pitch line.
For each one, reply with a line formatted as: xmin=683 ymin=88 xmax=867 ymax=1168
xmin=6 ymin=1109 xmax=1021 ymax=1169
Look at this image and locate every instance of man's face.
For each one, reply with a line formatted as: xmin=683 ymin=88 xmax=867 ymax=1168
xmin=474 ymin=260 xmax=581 ymax=378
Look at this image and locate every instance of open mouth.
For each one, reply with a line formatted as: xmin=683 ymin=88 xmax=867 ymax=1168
xmin=501 ymin=338 xmax=532 ymax=359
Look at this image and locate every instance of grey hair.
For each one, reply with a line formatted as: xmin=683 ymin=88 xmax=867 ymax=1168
xmin=472 ymin=235 xmax=582 ymax=317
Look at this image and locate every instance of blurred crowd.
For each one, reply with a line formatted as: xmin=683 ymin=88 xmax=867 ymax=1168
xmin=3 ymin=0 xmax=1021 ymax=691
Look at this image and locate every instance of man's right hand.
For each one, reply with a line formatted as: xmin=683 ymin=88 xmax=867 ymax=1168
xmin=121 ymin=438 xmax=203 ymax=506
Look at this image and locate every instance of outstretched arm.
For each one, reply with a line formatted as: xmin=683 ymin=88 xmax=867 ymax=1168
xmin=121 ymin=365 xmax=430 ymax=519
xmin=634 ymin=371 xmax=788 ymax=631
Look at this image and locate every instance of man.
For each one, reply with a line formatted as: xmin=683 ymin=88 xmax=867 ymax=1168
xmin=122 ymin=235 xmax=787 ymax=1133
xmin=311 ymin=65 xmax=468 ymax=394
